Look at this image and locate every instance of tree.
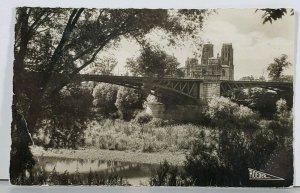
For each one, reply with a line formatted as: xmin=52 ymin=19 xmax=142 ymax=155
xmin=41 ymin=85 xmax=93 ymax=149
xmin=126 ymin=45 xmax=181 ymax=77
xmin=256 ymin=9 xmax=294 ymax=24
xmin=267 ymin=54 xmax=291 ymax=81
xmin=14 ymin=8 xmax=209 ymax=132
xmin=185 ymin=126 xmax=279 ymax=186
xmin=89 ymin=56 xmax=117 ymax=75
xmin=92 ymin=83 xmax=118 ymax=117
xmin=12 ymin=8 xmax=209 ymax=183
xmin=10 ymin=106 xmax=35 ymax=184
xmin=115 ymin=87 xmax=147 ymax=120
xmin=239 ymin=75 xmax=254 ymax=81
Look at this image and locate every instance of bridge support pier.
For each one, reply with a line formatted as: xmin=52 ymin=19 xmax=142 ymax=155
xmin=199 ymin=75 xmax=221 ymax=100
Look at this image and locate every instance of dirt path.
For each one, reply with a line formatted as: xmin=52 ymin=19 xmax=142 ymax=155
xmin=31 ymin=146 xmax=186 ymax=166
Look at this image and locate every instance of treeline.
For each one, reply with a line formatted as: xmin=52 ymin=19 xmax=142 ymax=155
xmin=32 ymin=81 xmax=294 ymax=151
xmin=33 ymin=83 xmax=147 ymax=149
xmin=224 ymin=87 xmax=293 ymax=119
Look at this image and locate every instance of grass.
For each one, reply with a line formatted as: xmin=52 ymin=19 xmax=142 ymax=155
xmin=12 ymin=167 xmax=127 ymax=185
xmin=84 ymin=118 xmax=213 ymax=153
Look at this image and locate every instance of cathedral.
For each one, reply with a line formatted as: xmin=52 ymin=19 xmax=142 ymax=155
xmin=183 ymin=43 xmax=234 ymax=80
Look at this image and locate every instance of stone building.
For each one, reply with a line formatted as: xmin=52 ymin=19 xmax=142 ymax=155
xmin=183 ymin=43 xmax=234 ymax=80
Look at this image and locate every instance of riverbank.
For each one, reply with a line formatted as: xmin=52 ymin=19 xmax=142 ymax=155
xmin=31 ymin=146 xmax=186 ymax=166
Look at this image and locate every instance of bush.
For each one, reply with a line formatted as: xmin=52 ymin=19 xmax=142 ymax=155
xmin=184 ymin=130 xmax=227 ymax=186
xmin=115 ymin=87 xmax=147 ymax=120
xmin=184 ymin=127 xmax=281 ymax=186
xmin=92 ymin=83 xmax=118 ymax=117
xmin=150 ymin=160 xmax=193 ymax=186
xmin=146 ymin=118 xmax=176 ymax=127
xmin=35 ymin=86 xmax=93 ymax=149
xmin=264 ymin=99 xmax=293 ymax=137
xmin=276 ymin=99 xmax=293 ymax=131
xmin=134 ymin=111 xmax=153 ymax=124
xmin=248 ymin=128 xmax=279 ymax=168
xmin=230 ymin=88 xmax=293 ymax=119
xmin=84 ymin=119 xmax=211 ymax=152
xmin=206 ymin=96 xmax=259 ymax=130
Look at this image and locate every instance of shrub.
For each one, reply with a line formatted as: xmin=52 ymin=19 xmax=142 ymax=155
xmin=36 ymin=86 xmax=93 ymax=149
xmin=185 ymin=127 xmax=281 ymax=186
xmin=134 ymin=111 xmax=153 ymax=124
xmin=248 ymin=128 xmax=279 ymax=168
xmin=150 ymin=160 xmax=193 ymax=186
xmin=146 ymin=118 xmax=176 ymax=127
xmin=265 ymin=99 xmax=293 ymax=137
xmin=230 ymin=88 xmax=293 ymax=119
xmin=84 ymin=119 xmax=211 ymax=152
xmin=276 ymin=99 xmax=293 ymax=131
xmin=115 ymin=87 xmax=147 ymax=120
xmin=92 ymin=83 xmax=118 ymax=117
xmin=184 ymin=130 xmax=228 ymax=186
xmin=206 ymin=96 xmax=259 ymax=130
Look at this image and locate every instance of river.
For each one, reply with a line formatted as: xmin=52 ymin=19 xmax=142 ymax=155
xmin=35 ymin=156 xmax=158 ymax=186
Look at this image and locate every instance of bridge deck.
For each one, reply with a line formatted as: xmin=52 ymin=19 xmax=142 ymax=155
xmin=80 ymin=74 xmax=204 ymax=82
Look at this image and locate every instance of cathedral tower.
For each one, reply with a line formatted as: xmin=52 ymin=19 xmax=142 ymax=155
xmin=201 ymin=43 xmax=214 ymax=65
xmin=221 ymin=43 xmax=234 ymax=80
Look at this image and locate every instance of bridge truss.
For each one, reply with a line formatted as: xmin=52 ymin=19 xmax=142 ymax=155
xmin=80 ymin=75 xmax=203 ymax=104
xmin=220 ymin=80 xmax=293 ymax=94
xmin=26 ymin=71 xmax=292 ymax=104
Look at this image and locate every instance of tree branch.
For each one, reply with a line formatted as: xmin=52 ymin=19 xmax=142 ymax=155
xmin=44 ymin=8 xmax=84 ymax=74
xmin=28 ymin=10 xmax=49 ymax=35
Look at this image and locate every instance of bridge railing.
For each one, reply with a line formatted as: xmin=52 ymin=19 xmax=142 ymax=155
xmin=203 ymin=74 xmax=221 ymax=82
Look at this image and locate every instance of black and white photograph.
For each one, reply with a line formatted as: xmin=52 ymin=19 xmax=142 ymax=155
xmin=10 ymin=7 xmax=294 ymax=187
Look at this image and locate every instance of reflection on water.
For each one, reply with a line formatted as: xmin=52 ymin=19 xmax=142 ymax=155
xmin=35 ymin=156 xmax=157 ymax=186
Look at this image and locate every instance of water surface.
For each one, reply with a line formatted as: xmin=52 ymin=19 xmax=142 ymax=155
xmin=35 ymin=156 xmax=157 ymax=186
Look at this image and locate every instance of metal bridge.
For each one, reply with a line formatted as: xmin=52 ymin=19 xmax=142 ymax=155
xmin=79 ymin=74 xmax=293 ymax=104
xmin=80 ymin=74 xmax=203 ymax=104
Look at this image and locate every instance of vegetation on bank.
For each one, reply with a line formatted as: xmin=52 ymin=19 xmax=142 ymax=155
xmin=31 ymin=147 xmax=186 ymax=166
xmin=83 ymin=119 xmax=207 ymax=153
xmin=15 ymin=55 xmax=294 ymax=186
xmin=27 ymin=95 xmax=294 ymax=186
xmin=148 ymin=97 xmax=293 ymax=187
xmin=16 ymin=167 xmax=127 ymax=186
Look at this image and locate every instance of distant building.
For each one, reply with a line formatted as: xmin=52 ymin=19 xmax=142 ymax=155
xmin=182 ymin=43 xmax=234 ymax=80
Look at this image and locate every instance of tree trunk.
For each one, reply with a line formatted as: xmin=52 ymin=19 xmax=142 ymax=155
xmin=26 ymin=93 xmax=43 ymax=134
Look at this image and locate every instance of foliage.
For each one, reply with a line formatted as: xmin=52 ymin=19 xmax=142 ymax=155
xmin=279 ymin=75 xmax=293 ymax=82
xmin=267 ymin=99 xmax=293 ymax=137
xmin=14 ymin=8 xmax=210 ymax=131
xmin=25 ymin=166 xmax=126 ymax=185
xmin=134 ymin=111 xmax=153 ymax=124
xmin=126 ymin=45 xmax=181 ymax=77
xmin=228 ymin=87 xmax=293 ymax=119
xmin=149 ymin=160 xmax=193 ymax=186
xmin=248 ymin=129 xmax=279 ymax=168
xmin=267 ymin=54 xmax=292 ymax=81
xmin=257 ymin=9 xmax=294 ymax=24
xmin=185 ymin=130 xmax=226 ymax=186
xmin=184 ymin=127 xmax=282 ymax=186
xmin=89 ymin=56 xmax=117 ymax=75
xmin=115 ymin=87 xmax=147 ymax=120
xmin=34 ymin=85 xmax=93 ymax=149
xmin=205 ymin=96 xmax=259 ymax=129
xmin=83 ymin=119 xmax=207 ymax=152
xmin=92 ymin=83 xmax=118 ymax=117
xmin=239 ymin=75 xmax=255 ymax=81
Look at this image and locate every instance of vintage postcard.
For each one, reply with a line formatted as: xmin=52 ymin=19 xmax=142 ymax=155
xmin=11 ymin=7 xmax=294 ymax=186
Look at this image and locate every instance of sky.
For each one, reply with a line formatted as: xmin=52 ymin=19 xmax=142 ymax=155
xmin=105 ymin=9 xmax=295 ymax=80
